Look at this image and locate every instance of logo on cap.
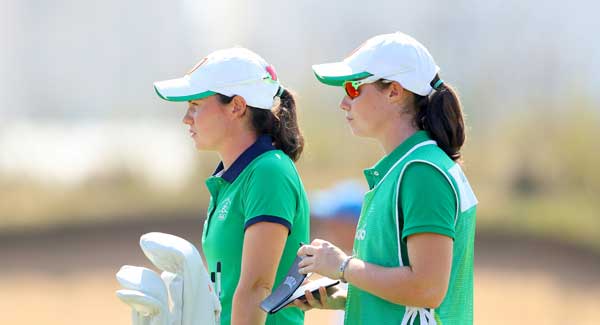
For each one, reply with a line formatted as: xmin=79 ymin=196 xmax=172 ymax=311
xmin=266 ymin=65 xmax=278 ymax=81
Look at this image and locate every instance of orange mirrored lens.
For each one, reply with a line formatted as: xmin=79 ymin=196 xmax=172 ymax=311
xmin=344 ymin=82 xmax=359 ymax=98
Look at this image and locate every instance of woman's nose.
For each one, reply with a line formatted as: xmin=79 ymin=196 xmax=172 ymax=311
xmin=339 ymin=96 xmax=351 ymax=111
xmin=182 ymin=112 xmax=193 ymax=125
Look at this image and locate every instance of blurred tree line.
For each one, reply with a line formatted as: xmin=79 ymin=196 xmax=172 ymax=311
xmin=1 ymin=101 xmax=599 ymax=253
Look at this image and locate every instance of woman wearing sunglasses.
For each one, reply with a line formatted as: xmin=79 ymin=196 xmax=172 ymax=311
xmin=295 ymin=32 xmax=478 ymax=324
xmin=154 ymin=47 xmax=309 ymax=325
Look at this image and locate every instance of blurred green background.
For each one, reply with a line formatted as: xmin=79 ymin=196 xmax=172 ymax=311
xmin=1 ymin=0 xmax=599 ymax=324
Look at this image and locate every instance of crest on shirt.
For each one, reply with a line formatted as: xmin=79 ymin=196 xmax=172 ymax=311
xmin=217 ymin=198 xmax=231 ymax=220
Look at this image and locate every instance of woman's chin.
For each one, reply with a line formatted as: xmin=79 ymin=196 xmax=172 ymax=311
xmin=193 ymin=140 xmax=210 ymax=151
xmin=348 ymin=126 xmax=364 ymax=137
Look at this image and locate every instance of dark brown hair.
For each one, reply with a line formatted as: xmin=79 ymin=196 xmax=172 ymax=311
xmin=216 ymin=89 xmax=304 ymax=161
xmin=378 ymin=75 xmax=465 ymax=161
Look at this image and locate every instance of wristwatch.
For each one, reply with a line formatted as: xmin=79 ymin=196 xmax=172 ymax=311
xmin=338 ymin=255 xmax=355 ymax=283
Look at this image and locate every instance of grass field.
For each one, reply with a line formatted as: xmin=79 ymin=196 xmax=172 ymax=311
xmin=1 ymin=266 xmax=599 ymax=324
xmin=1 ymin=218 xmax=599 ymax=324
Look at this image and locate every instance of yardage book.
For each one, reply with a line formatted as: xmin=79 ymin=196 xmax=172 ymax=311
xmin=260 ymin=255 xmax=339 ymax=314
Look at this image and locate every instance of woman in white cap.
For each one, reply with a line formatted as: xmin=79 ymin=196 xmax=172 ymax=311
xmin=154 ymin=47 xmax=309 ymax=325
xmin=295 ymin=32 xmax=478 ymax=325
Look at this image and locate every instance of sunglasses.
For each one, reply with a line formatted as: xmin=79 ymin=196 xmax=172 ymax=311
xmin=343 ymin=76 xmax=392 ymax=99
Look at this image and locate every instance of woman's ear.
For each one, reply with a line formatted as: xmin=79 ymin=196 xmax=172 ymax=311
xmin=228 ymin=95 xmax=248 ymax=119
xmin=387 ymin=81 xmax=405 ymax=104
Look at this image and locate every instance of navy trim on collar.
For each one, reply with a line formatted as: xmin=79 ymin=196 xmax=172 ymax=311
xmin=212 ymin=135 xmax=276 ymax=183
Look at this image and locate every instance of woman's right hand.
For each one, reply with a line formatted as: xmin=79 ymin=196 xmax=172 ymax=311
xmin=291 ymin=283 xmax=347 ymax=311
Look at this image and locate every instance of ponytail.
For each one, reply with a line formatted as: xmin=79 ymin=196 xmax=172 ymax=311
xmin=216 ymin=89 xmax=304 ymax=162
xmin=414 ymin=75 xmax=465 ymax=161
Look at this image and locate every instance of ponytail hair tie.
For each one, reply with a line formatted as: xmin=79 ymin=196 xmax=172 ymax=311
xmin=275 ymin=86 xmax=285 ymax=97
xmin=430 ymin=74 xmax=445 ymax=91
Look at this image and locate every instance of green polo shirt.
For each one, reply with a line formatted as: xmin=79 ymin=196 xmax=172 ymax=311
xmin=201 ymin=135 xmax=309 ymax=325
xmin=345 ymin=131 xmax=478 ymax=325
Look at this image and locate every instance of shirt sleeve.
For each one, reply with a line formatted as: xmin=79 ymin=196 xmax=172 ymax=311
xmin=400 ymin=162 xmax=457 ymax=242
xmin=242 ymin=156 xmax=297 ymax=234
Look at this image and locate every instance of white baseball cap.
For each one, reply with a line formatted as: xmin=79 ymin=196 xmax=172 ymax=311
xmin=154 ymin=47 xmax=281 ymax=109
xmin=312 ymin=32 xmax=440 ymax=96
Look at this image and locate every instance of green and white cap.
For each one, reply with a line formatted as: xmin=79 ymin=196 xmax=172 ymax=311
xmin=154 ymin=47 xmax=281 ymax=109
xmin=312 ymin=32 xmax=440 ymax=96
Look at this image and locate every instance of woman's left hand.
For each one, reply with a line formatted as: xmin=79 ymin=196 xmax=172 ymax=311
xmin=291 ymin=284 xmax=347 ymax=311
xmin=297 ymin=239 xmax=348 ymax=279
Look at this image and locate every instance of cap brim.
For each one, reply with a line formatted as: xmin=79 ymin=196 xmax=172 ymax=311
xmin=312 ymin=62 xmax=372 ymax=86
xmin=153 ymin=77 xmax=216 ymax=102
